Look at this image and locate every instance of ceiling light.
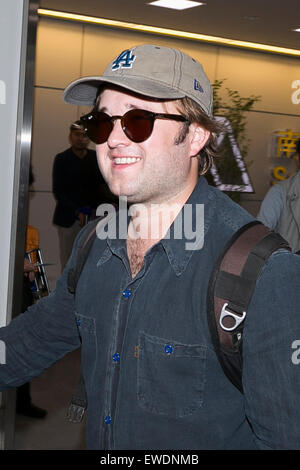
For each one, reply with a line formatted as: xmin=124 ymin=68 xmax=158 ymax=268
xmin=293 ymin=28 xmax=300 ymax=32
xmin=148 ymin=1 xmax=205 ymax=11
xmin=37 ymin=9 xmax=300 ymax=57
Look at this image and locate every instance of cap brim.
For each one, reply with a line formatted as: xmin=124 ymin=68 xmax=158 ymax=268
xmin=63 ymin=75 xmax=185 ymax=106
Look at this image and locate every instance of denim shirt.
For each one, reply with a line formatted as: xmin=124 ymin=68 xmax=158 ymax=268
xmin=1 ymin=177 xmax=300 ymax=450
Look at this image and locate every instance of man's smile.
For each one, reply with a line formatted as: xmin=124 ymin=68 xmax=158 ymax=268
xmin=112 ymin=157 xmax=142 ymax=165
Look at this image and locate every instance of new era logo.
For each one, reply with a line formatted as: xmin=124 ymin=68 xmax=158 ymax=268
xmin=194 ymin=79 xmax=204 ymax=93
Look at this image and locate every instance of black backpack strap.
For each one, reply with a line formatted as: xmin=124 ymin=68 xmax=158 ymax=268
xmin=66 ymin=217 xmax=102 ymax=423
xmin=207 ymin=220 xmax=290 ymax=393
xmin=67 ymin=218 xmax=100 ymax=295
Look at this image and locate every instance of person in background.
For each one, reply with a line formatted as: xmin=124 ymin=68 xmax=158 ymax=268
xmin=16 ymin=256 xmax=47 ymax=418
xmin=52 ymin=121 xmax=112 ymax=270
xmin=257 ymin=138 xmax=300 ymax=253
xmin=16 ymin=167 xmax=47 ymax=419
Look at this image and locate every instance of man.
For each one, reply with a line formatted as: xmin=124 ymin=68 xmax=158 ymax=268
xmin=52 ymin=120 xmax=111 ymax=270
xmin=0 ymin=44 xmax=300 ymax=450
xmin=258 ymin=138 xmax=300 ymax=253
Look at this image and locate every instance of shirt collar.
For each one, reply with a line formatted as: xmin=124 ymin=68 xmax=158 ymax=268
xmin=160 ymin=177 xmax=215 ymax=276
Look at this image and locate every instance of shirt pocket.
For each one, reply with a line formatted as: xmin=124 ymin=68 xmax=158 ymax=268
xmin=137 ymin=332 xmax=206 ymax=418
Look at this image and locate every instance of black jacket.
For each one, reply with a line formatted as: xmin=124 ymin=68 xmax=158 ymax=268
xmin=52 ymin=147 xmax=109 ymax=227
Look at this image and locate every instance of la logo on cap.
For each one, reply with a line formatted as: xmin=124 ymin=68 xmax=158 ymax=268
xmin=112 ymin=49 xmax=136 ymax=70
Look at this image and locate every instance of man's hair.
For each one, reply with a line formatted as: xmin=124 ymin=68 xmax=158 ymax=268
xmin=175 ymin=97 xmax=223 ymax=175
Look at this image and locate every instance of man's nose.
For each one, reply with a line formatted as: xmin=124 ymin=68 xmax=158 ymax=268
xmin=107 ymin=118 xmax=130 ymax=148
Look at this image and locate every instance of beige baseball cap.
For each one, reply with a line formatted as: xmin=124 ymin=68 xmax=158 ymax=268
xmin=63 ymin=44 xmax=213 ymax=116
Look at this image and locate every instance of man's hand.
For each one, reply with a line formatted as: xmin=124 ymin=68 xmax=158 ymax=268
xmin=24 ymin=258 xmax=35 ymax=282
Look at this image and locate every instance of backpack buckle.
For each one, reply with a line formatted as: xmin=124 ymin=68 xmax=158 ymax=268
xmin=66 ymin=402 xmax=86 ymax=423
xmin=219 ymin=303 xmax=246 ymax=332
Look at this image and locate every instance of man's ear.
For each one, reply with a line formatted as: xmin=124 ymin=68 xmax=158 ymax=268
xmin=189 ymin=124 xmax=210 ymax=157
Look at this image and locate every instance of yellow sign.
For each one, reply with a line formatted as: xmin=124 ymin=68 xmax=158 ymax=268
xmin=270 ymin=130 xmax=299 ymax=184
xmin=275 ymin=129 xmax=300 ymax=158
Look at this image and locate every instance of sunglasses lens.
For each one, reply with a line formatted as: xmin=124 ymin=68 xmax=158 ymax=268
xmin=80 ymin=110 xmax=155 ymax=144
xmin=81 ymin=112 xmax=112 ymax=144
xmin=124 ymin=110 xmax=154 ymax=143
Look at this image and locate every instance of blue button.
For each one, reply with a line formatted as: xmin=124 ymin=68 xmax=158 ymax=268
xmin=164 ymin=344 xmax=173 ymax=355
xmin=112 ymin=353 xmax=120 ymax=363
xmin=122 ymin=289 xmax=131 ymax=299
xmin=104 ymin=415 xmax=112 ymax=424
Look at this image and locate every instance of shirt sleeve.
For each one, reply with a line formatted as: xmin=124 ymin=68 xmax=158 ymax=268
xmin=257 ymin=184 xmax=283 ymax=230
xmin=242 ymin=249 xmax=300 ymax=449
xmin=0 ymin=225 xmax=90 ymax=390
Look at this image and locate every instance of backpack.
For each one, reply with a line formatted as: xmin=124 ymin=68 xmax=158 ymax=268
xmin=66 ymin=218 xmax=290 ymax=422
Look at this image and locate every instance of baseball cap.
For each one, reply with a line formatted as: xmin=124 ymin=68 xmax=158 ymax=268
xmin=63 ymin=44 xmax=213 ymax=116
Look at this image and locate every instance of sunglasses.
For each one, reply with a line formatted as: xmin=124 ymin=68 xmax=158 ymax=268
xmin=80 ymin=109 xmax=189 ymax=144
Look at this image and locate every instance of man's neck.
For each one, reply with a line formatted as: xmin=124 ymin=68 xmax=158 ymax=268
xmin=127 ymin=202 xmax=181 ymax=244
xmin=72 ymin=147 xmax=87 ymax=159
xmin=127 ymin=181 xmax=197 ymax=243
xmin=126 ymin=184 xmax=196 ymax=278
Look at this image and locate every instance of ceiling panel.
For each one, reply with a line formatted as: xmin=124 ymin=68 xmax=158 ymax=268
xmin=39 ymin=0 xmax=300 ymax=50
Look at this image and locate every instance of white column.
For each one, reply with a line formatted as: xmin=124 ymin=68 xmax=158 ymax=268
xmin=0 ymin=0 xmax=38 ymax=449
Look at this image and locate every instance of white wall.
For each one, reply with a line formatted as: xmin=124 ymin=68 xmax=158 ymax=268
xmin=28 ymin=17 xmax=300 ymax=288
xmin=0 ymin=1 xmax=26 ymax=326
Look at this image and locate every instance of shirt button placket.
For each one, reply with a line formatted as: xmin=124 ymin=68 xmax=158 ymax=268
xmin=104 ymin=287 xmax=131 ymax=444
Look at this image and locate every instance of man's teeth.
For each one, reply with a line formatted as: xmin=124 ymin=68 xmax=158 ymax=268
xmin=114 ymin=157 xmax=141 ymax=164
